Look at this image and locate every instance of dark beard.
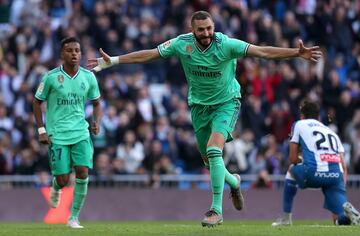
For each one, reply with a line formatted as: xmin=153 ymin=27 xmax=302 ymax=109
xmin=194 ymin=33 xmax=213 ymax=48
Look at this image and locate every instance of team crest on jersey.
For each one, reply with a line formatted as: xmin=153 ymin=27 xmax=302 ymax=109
xmin=163 ymin=40 xmax=172 ymax=49
xmin=57 ymin=75 xmax=64 ymax=83
xmin=186 ymin=44 xmax=193 ymax=54
xmin=81 ymin=82 xmax=86 ymax=90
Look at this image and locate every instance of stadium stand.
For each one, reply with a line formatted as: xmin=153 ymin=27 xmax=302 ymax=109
xmin=0 ymin=0 xmax=359 ymax=189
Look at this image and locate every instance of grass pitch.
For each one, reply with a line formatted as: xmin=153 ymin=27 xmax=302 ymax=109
xmin=0 ymin=220 xmax=359 ymax=236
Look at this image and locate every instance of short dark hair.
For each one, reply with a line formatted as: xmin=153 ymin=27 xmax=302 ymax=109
xmin=300 ymin=100 xmax=320 ymax=119
xmin=60 ymin=37 xmax=80 ymax=49
xmin=190 ymin=11 xmax=213 ymax=27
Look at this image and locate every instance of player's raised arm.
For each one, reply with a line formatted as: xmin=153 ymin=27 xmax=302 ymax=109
xmin=87 ymin=48 xmax=161 ymax=72
xmin=247 ymin=39 xmax=322 ymax=62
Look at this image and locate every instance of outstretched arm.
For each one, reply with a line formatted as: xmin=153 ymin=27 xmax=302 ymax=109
xmin=88 ymin=48 xmax=161 ymax=72
xmin=247 ymin=39 xmax=322 ymax=62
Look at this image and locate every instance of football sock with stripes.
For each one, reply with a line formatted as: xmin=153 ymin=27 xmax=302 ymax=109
xmin=70 ymin=177 xmax=89 ymax=219
xmin=207 ymin=146 xmax=225 ymax=215
xmin=203 ymin=160 xmax=238 ymax=189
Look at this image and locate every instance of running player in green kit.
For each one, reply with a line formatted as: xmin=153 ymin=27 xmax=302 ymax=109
xmin=33 ymin=37 xmax=101 ymax=228
xmin=87 ymin=11 xmax=322 ymax=227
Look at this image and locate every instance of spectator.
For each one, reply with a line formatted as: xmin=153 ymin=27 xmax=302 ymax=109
xmin=224 ymin=129 xmax=254 ymax=173
xmin=116 ymin=130 xmax=145 ymax=174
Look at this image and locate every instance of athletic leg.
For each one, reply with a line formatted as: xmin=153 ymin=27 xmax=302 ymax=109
xmin=68 ymin=166 xmax=88 ymax=228
xmin=202 ymin=155 xmax=238 ymax=189
xmin=272 ymin=165 xmax=300 ymax=226
xmin=201 ymin=133 xmax=225 ymax=227
xmin=211 ymin=99 xmax=243 ymax=210
xmin=48 ymin=144 xmax=71 ymax=208
xmin=67 ymin=138 xmax=93 ymax=228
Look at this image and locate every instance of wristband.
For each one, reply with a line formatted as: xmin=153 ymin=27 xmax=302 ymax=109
xmin=109 ymin=56 xmax=119 ymax=65
xmin=93 ymin=56 xmax=119 ymax=72
xmin=38 ymin=127 xmax=46 ymax=135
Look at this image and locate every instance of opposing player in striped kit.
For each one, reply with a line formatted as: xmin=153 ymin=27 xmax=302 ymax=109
xmin=272 ymin=100 xmax=360 ymax=226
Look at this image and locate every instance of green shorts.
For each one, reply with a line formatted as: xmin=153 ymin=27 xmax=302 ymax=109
xmin=191 ymin=98 xmax=241 ymax=156
xmin=48 ymin=137 xmax=94 ymax=175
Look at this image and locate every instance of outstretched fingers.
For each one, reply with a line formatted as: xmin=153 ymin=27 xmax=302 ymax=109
xmin=99 ymin=48 xmax=110 ymax=61
xmin=298 ymin=39 xmax=304 ymax=47
xmin=88 ymin=58 xmax=98 ymax=63
xmin=87 ymin=48 xmax=111 ymax=70
xmin=312 ymin=50 xmax=322 ymax=60
xmin=87 ymin=60 xmax=99 ymax=70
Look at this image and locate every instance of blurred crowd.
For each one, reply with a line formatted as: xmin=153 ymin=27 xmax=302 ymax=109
xmin=0 ymin=0 xmax=359 ymax=188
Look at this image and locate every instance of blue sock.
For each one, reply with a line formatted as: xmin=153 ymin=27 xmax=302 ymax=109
xmin=337 ymin=214 xmax=351 ymax=225
xmin=283 ymin=179 xmax=297 ymax=213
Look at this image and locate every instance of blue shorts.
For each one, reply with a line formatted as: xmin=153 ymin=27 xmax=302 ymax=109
xmin=290 ymin=164 xmax=347 ymax=215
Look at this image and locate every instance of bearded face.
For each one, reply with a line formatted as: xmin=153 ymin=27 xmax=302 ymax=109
xmin=192 ymin=18 xmax=214 ymax=49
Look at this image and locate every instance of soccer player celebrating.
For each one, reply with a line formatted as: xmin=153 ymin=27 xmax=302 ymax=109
xmin=272 ymin=100 xmax=360 ymax=226
xmin=87 ymin=11 xmax=322 ymax=227
xmin=33 ymin=37 xmax=101 ymax=228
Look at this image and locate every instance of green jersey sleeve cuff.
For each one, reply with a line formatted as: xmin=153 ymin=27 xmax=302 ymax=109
xmin=244 ymin=43 xmax=250 ymax=56
xmin=35 ymin=94 xmax=46 ymax=101
xmin=89 ymin=95 xmax=101 ymax=100
xmin=157 ymin=46 xmax=165 ymax=58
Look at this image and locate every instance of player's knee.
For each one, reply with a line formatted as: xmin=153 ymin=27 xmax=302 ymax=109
xmin=56 ymin=175 xmax=70 ymax=187
xmin=202 ymin=156 xmax=209 ymax=165
xmin=75 ymin=166 xmax=89 ymax=179
xmin=207 ymin=132 xmax=225 ymax=149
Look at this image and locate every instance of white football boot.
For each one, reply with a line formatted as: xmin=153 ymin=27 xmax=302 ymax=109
xmin=67 ymin=217 xmax=84 ymax=229
xmin=49 ymin=187 xmax=61 ymax=208
xmin=272 ymin=213 xmax=292 ymax=226
xmin=343 ymin=202 xmax=360 ymax=225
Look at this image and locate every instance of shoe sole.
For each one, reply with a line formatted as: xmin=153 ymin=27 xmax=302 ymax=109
xmin=201 ymin=220 xmax=223 ymax=227
xmin=67 ymin=225 xmax=84 ymax=229
xmin=271 ymin=222 xmax=292 ymax=226
xmin=232 ymin=174 xmax=244 ymax=211
xmin=67 ymin=221 xmax=84 ymax=229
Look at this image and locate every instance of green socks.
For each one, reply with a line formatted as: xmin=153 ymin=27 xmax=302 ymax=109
xmin=225 ymin=169 xmax=239 ymax=189
xmin=203 ymin=158 xmax=239 ymax=189
xmin=207 ymin=146 xmax=225 ymax=214
xmin=52 ymin=178 xmax=61 ymax=191
xmin=70 ymin=178 xmax=89 ymax=219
